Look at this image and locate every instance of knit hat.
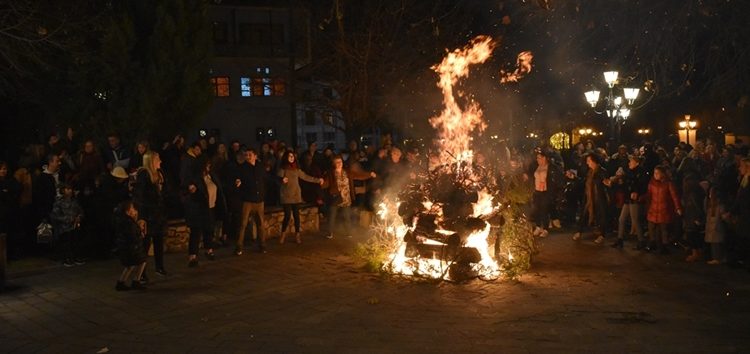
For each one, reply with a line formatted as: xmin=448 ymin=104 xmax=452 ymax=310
xmin=111 ymin=166 xmax=129 ymax=179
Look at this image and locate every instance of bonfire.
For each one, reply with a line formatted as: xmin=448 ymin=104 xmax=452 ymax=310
xmin=360 ymin=36 xmax=536 ymax=282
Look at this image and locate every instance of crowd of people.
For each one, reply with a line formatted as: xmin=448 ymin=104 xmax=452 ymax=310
xmin=1 ymin=127 xmax=749 ymax=291
xmin=525 ymin=138 xmax=750 ymax=267
xmin=0 ymin=129 xmax=410 ymax=290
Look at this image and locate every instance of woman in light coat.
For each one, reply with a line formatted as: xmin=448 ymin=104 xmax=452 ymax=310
xmin=278 ymin=150 xmax=323 ymax=244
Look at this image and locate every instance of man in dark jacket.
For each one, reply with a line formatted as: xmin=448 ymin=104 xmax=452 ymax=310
xmin=234 ymin=148 xmax=266 ymax=254
xmin=179 ymin=142 xmax=203 ymax=188
xmin=383 ymin=147 xmax=411 ymax=187
xmin=609 ymin=144 xmax=630 ymax=173
xmin=612 ymin=155 xmax=649 ymax=249
xmin=33 ymin=154 xmax=64 ymax=224
xmin=222 ymin=150 xmax=246 ymax=247
xmin=103 ymin=133 xmax=131 ymax=172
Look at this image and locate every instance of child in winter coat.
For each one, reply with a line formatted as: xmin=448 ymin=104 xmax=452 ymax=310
xmin=115 ymin=200 xmax=147 ymax=291
xmin=643 ymin=166 xmax=682 ymax=254
xmin=50 ymin=183 xmax=84 ymax=266
xmin=705 ymin=186 xmax=726 ymax=265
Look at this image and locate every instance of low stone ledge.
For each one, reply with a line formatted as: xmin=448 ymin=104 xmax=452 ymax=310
xmin=163 ymin=205 xmax=320 ymax=253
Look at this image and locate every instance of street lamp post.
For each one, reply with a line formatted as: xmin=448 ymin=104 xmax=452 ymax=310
xmin=584 ymin=71 xmax=642 ymax=145
xmin=678 ymin=115 xmax=698 ymax=146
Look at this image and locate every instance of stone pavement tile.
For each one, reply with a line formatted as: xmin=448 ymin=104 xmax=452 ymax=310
xmin=3 ymin=229 xmax=750 ymax=352
xmin=2 ymin=339 xmax=33 ymax=353
xmin=7 ymin=316 xmax=56 ymax=340
xmin=7 ymin=340 xmax=46 ymax=354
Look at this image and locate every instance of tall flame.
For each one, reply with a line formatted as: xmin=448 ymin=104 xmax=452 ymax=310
xmin=377 ymin=36 xmax=506 ymax=281
xmin=430 ymin=35 xmax=496 ymax=165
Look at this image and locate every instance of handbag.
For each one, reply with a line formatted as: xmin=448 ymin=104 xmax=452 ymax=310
xmin=36 ymin=221 xmax=53 ymax=244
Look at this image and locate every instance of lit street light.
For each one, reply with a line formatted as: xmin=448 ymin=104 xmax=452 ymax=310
xmin=678 ymin=115 xmax=698 ymax=146
xmin=578 ymin=128 xmax=602 ymax=138
xmin=584 ymin=70 xmax=645 ymax=144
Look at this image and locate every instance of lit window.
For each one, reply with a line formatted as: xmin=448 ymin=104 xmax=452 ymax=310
xmin=252 ymin=78 xmax=264 ymax=96
xmin=263 ymin=78 xmax=272 ymax=96
xmin=242 ymin=77 xmax=285 ymax=97
xmin=210 ymin=76 xmax=230 ymax=97
xmin=273 ymin=78 xmax=286 ymax=96
xmin=240 ymin=77 xmax=251 ymax=97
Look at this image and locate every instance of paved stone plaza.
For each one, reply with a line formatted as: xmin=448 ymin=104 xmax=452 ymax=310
xmin=2 ymin=230 xmax=750 ymax=353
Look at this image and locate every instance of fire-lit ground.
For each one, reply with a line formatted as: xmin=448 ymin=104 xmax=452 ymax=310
xmin=2 ymin=229 xmax=750 ymax=353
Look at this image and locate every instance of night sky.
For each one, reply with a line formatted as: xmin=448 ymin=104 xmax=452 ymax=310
xmin=382 ymin=0 xmax=750 ymax=143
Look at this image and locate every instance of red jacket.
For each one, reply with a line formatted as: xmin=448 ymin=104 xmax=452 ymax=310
xmin=644 ymin=178 xmax=682 ymax=224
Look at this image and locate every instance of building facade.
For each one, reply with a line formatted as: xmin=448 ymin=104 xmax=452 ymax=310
xmin=202 ymin=2 xmax=310 ymax=146
xmin=294 ymin=81 xmax=348 ymax=150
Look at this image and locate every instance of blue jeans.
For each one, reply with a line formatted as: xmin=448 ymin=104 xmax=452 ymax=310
xmin=328 ymin=205 xmax=352 ymax=236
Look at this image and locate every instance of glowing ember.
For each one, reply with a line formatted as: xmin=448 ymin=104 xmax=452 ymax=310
xmin=464 ymin=222 xmax=500 ymax=277
xmin=500 ymin=51 xmax=534 ymax=83
xmin=472 ymin=189 xmax=495 ymax=218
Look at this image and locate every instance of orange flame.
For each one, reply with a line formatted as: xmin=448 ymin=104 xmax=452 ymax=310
xmin=377 ymin=36 xmax=504 ymax=281
xmin=500 ymin=51 xmax=534 ymax=83
xmin=430 ymin=35 xmax=496 ymax=165
xmin=472 ymin=189 xmax=495 ymax=218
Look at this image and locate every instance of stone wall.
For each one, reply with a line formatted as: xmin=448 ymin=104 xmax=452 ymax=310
xmin=163 ymin=205 xmax=320 ymax=253
xmin=263 ymin=206 xmax=320 ymax=240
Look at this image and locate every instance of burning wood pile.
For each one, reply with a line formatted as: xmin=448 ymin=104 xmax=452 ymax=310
xmin=379 ymin=164 xmax=505 ymax=281
xmin=367 ymin=36 xmax=535 ymax=282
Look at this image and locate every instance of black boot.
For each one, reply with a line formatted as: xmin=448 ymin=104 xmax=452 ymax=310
xmin=115 ymin=281 xmax=131 ymax=291
xmin=610 ymin=239 xmax=624 ymax=249
xmin=130 ymin=280 xmax=147 ymax=290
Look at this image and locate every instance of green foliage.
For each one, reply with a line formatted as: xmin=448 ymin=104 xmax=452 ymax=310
xmin=499 ymin=173 xmax=533 ymax=211
xmin=353 ymin=230 xmax=399 ymax=273
xmin=497 ymin=208 xmax=536 ymax=281
xmin=495 ymin=175 xmax=536 ymax=281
